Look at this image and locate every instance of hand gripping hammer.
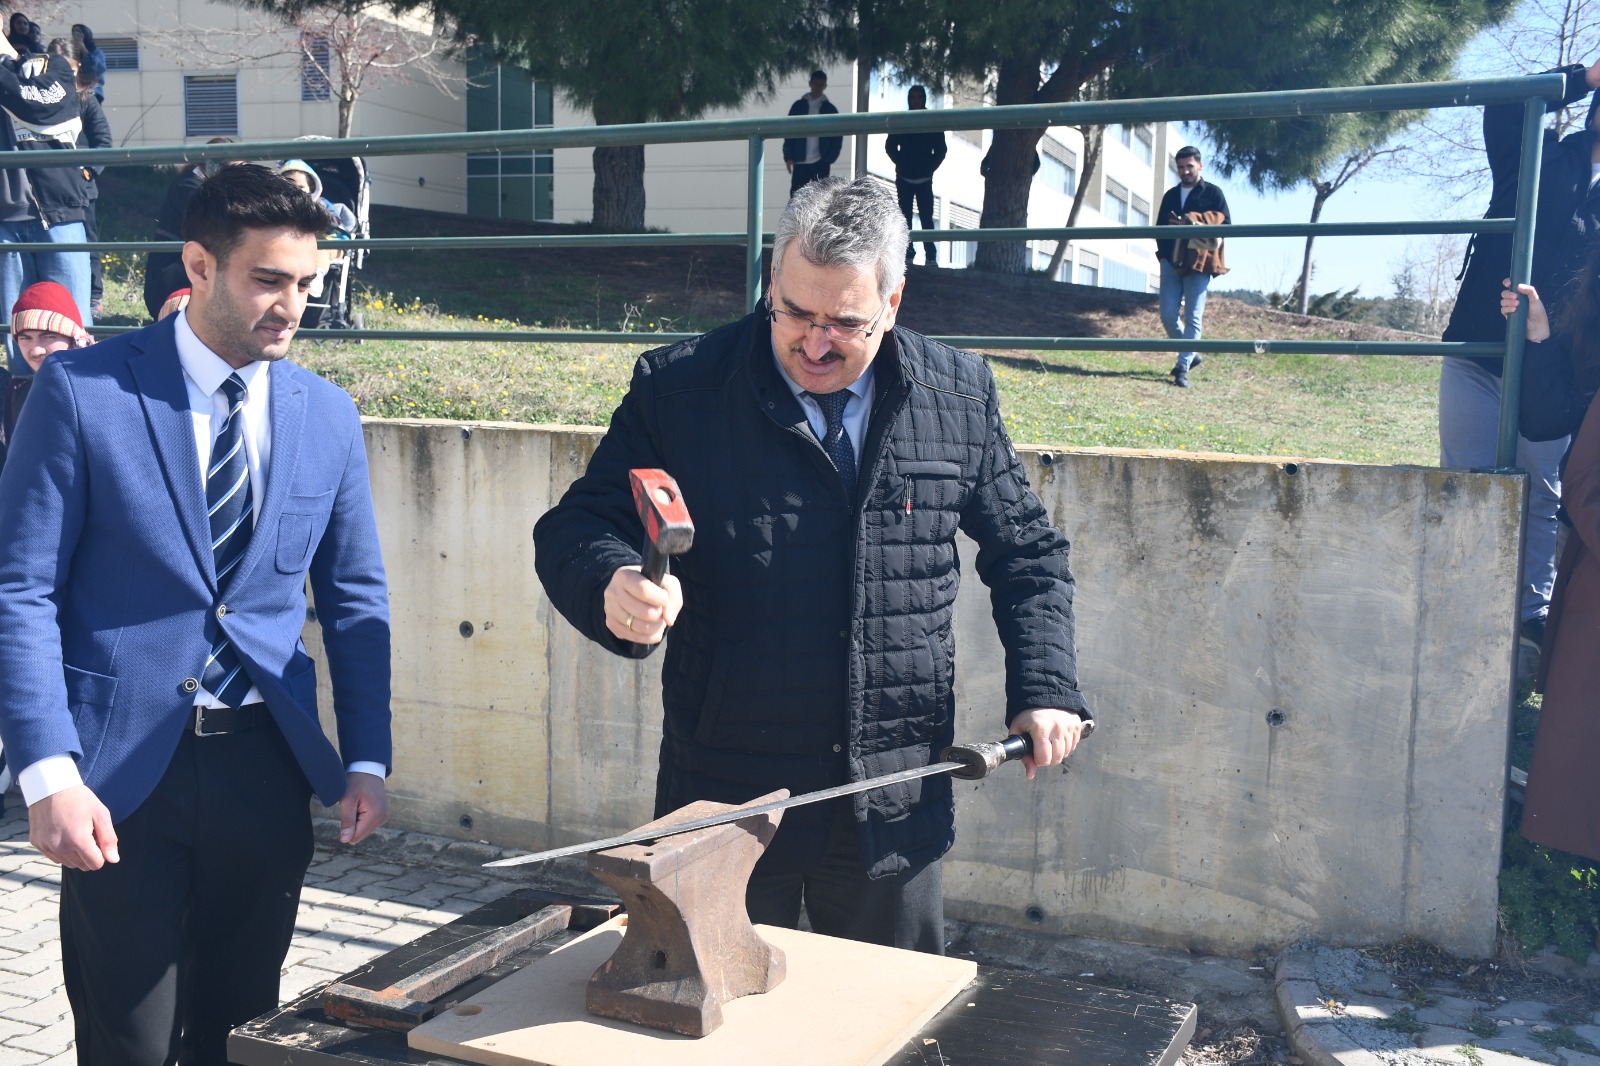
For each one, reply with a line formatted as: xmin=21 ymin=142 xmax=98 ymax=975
xmin=629 ymin=468 xmax=694 ymax=585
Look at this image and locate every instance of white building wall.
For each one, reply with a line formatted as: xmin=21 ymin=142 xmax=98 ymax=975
xmin=58 ymin=0 xmax=465 ymax=213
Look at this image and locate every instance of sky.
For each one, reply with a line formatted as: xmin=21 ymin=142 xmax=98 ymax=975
xmin=1194 ymin=7 xmax=1581 ymax=301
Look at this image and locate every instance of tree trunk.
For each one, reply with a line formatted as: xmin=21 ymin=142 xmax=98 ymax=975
xmin=337 ymin=90 xmax=356 ymax=139
xmin=1046 ymin=125 xmax=1103 ymax=279
xmin=974 ymin=127 xmax=1043 ymax=274
xmin=1294 ymin=188 xmax=1329 ymax=315
xmin=852 ymin=15 xmax=873 ymax=180
xmin=592 ymin=145 xmax=645 ymax=232
xmin=974 ymin=59 xmax=1046 ymax=275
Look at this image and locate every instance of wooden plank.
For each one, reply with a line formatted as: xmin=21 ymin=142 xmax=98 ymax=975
xmin=409 ymin=919 xmax=977 ymax=1066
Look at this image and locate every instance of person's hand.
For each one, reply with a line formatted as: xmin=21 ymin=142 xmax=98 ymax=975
xmin=604 ymin=565 xmax=683 ymax=644
xmin=338 ymin=771 xmax=388 ymax=845
xmin=1501 ymin=278 xmax=1551 ymax=343
xmin=785 ymin=159 xmax=794 ymax=173
xmin=1586 ymin=57 xmax=1600 ymax=89
xmin=29 ymin=785 xmax=118 ymax=870
xmin=1008 ymin=708 xmax=1088 ymax=780
xmin=0 ymin=34 xmax=16 ymax=61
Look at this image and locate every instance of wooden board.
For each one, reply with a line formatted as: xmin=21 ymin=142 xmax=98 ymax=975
xmin=409 ymin=918 xmax=978 ymax=1066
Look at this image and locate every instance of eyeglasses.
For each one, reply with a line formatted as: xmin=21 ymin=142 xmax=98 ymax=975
xmin=767 ymin=289 xmax=890 ymax=343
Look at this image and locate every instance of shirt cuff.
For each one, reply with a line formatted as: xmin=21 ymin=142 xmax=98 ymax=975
xmin=19 ymin=754 xmax=82 ymax=807
xmin=347 ymin=761 xmax=387 ymax=779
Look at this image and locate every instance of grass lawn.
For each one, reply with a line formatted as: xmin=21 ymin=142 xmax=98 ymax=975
xmin=96 ymin=166 xmax=1442 ymax=465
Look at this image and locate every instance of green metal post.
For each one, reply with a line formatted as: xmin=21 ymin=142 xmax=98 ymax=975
xmin=747 ymin=135 xmax=765 ymax=311
xmin=1497 ymin=94 xmax=1548 ymax=467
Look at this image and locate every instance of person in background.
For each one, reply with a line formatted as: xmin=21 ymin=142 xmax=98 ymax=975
xmin=70 ymin=23 xmax=103 ymax=101
xmin=1499 ymin=268 xmax=1600 ymax=865
xmin=884 ymin=85 xmax=946 ymax=268
xmin=5 ymin=14 xmax=39 ymax=56
xmin=782 ymin=70 xmax=841 ymax=197
xmin=0 ymin=35 xmax=91 ymax=334
xmin=278 ymin=158 xmax=357 ymax=236
xmin=0 ymin=280 xmax=90 ymax=474
xmin=72 ymin=58 xmax=109 ymax=319
xmin=1441 ymin=58 xmax=1600 ymax=657
xmin=143 ymin=143 xmax=236 ymax=320
xmin=1154 ymin=145 xmax=1231 ymax=389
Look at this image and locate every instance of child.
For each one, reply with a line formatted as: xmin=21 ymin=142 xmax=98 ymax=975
xmin=1 ymin=280 xmax=92 ymax=475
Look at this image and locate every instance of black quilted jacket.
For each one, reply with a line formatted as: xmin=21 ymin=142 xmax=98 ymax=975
xmin=533 ymin=313 xmax=1087 ymax=878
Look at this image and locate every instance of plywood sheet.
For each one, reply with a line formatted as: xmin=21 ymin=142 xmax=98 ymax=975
xmin=409 ymin=918 xmax=977 ymax=1066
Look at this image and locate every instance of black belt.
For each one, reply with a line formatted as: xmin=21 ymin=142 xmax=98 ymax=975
xmin=193 ymin=703 xmax=271 ymax=737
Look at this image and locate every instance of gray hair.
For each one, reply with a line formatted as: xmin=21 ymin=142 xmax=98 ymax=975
xmin=771 ymin=177 xmax=909 ymax=300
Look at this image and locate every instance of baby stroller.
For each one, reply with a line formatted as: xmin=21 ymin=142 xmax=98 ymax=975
xmin=287 ymin=137 xmax=371 ymax=331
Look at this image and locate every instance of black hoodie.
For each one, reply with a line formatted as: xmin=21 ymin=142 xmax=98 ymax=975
xmin=0 ymin=53 xmax=86 ymax=226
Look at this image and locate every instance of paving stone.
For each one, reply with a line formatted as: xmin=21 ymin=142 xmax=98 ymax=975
xmin=0 ymin=1018 xmax=43 ymax=1046
xmin=1415 ymin=1024 xmax=1488 ymax=1062
xmin=7 ymin=1018 xmax=71 ymax=1057
xmin=1489 ymin=1001 xmax=1555 ymax=1024
xmin=5 ymin=991 xmax=67 ymax=1029
xmin=0 ymin=950 xmax=58 ymax=978
xmin=0 ymin=1045 xmax=47 ymax=1066
xmin=1574 ymin=1024 xmax=1600 ymax=1047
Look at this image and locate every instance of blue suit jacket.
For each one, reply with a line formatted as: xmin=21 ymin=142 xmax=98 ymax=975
xmin=0 ymin=316 xmax=391 ymax=821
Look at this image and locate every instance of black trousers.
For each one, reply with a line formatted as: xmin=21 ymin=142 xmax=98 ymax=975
xmin=897 ymin=178 xmax=937 ymax=264
xmin=83 ymin=199 xmax=102 ymax=305
xmin=789 ymin=161 xmax=830 ymax=196
xmin=60 ymin=720 xmax=314 ymax=1066
xmin=744 ymin=799 xmax=944 ymax=954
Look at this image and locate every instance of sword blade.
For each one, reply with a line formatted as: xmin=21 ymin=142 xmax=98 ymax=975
xmin=483 ymin=760 xmax=963 ymax=869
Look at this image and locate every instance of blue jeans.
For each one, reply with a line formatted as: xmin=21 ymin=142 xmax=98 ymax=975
xmin=0 ymin=219 xmax=91 ymax=374
xmin=1159 ymin=259 xmax=1210 ymax=371
xmin=1438 ymin=355 xmax=1566 ymax=622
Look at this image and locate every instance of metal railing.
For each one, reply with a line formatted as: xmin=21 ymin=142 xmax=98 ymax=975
xmin=14 ymin=72 xmax=1563 ymax=464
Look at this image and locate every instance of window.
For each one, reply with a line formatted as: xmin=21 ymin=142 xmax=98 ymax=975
xmin=466 ymin=51 xmax=554 ymax=221
xmin=184 ymin=75 xmax=238 ymax=137
xmin=300 ymin=32 xmax=331 ymax=102
xmin=100 ymin=36 xmax=139 ymax=72
xmin=1077 ymin=250 xmax=1100 ymax=287
xmin=1133 ymin=125 xmax=1155 ymax=165
xmin=1131 ymin=195 xmax=1151 ymax=228
xmin=946 ymin=202 xmax=980 ymax=269
xmin=1040 ymin=155 xmax=1076 ymax=198
xmin=1117 ymin=124 xmax=1133 ymax=147
xmin=1104 ymin=179 xmax=1129 ymax=224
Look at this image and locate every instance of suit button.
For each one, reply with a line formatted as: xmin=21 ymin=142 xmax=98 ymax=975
xmin=181 ymin=677 xmax=199 ymax=693
xmin=833 ymin=743 xmax=842 ymax=752
xmin=216 ymin=605 xmax=228 ymax=619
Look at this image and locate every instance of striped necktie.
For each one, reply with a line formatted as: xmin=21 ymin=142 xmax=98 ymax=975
xmin=200 ymin=372 xmax=255 ymax=708
xmin=808 ymin=389 xmax=857 ymax=500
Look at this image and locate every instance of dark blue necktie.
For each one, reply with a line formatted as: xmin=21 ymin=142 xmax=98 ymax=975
xmin=809 ymin=389 xmax=857 ymax=499
xmin=201 ymin=373 xmax=255 ymax=708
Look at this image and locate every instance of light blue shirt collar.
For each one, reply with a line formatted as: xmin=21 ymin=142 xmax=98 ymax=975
xmin=770 ymin=344 xmax=874 ymax=465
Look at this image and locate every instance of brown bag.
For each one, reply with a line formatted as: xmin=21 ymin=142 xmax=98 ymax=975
xmin=1171 ymin=210 xmax=1228 ymax=276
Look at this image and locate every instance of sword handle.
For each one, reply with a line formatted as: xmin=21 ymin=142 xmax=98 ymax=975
xmin=942 ymin=720 xmax=1095 ymax=780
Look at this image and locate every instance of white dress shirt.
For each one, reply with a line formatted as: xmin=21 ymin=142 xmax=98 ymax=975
xmin=20 ymin=312 xmax=383 ymax=806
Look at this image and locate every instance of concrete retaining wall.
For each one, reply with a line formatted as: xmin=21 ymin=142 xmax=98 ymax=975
xmin=311 ymin=420 xmax=1523 ymax=958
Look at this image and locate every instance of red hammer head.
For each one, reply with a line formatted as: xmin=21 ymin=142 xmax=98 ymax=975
xmin=629 ymin=469 xmax=694 ymax=581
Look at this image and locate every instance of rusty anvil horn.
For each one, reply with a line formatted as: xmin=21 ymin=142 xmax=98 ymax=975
xmin=629 ymin=468 xmax=694 ymax=585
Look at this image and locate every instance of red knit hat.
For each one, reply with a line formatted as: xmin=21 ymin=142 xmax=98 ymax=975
xmin=11 ymin=282 xmax=89 ymax=347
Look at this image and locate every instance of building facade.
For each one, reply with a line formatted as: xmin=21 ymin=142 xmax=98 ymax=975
xmin=58 ymin=0 xmax=1176 ymax=291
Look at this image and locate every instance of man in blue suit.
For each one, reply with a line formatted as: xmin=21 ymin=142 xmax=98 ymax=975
xmin=0 ymin=164 xmax=392 ymax=1065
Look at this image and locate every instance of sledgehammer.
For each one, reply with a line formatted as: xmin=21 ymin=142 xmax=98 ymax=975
xmin=629 ymin=468 xmax=694 ymax=585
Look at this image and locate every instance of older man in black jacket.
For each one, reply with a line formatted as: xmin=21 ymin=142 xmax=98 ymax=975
xmin=534 ymin=177 xmax=1088 ymax=954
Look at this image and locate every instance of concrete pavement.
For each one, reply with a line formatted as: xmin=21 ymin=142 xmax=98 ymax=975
xmin=0 ymin=796 xmax=1594 ymax=1066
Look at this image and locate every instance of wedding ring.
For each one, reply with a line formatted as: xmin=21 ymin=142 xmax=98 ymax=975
xmin=625 ymin=615 xmax=635 ymax=630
